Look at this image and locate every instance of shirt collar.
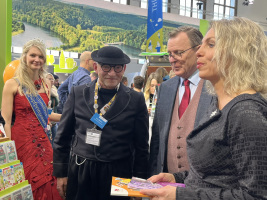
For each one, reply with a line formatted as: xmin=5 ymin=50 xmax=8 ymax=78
xmin=97 ymin=78 xmax=120 ymax=91
xmin=78 ymin=67 xmax=91 ymax=75
xmin=180 ymin=70 xmax=201 ymax=86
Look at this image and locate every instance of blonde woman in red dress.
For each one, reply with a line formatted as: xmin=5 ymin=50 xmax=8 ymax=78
xmin=1 ymin=39 xmax=62 ymax=200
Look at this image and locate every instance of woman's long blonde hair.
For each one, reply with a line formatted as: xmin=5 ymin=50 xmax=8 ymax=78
xmin=144 ymin=72 xmax=161 ymax=101
xmin=15 ymin=39 xmax=47 ymax=95
xmin=206 ymin=17 xmax=267 ymax=98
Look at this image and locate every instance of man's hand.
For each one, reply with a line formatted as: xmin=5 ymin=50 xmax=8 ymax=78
xmin=57 ymin=177 xmax=68 ymax=200
xmin=140 ymin=186 xmax=176 ymax=200
xmin=147 ymin=173 xmax=176 ymax=183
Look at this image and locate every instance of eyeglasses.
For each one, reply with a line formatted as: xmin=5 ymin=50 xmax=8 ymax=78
xmin=99 ymin=63 xmax=124 ymax=73
xmin=168 ymin=45 xmax=199 ymax=59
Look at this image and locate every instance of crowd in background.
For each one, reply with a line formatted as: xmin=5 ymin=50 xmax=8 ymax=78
xmin=1 ymin=17 xmax=267 ymax=200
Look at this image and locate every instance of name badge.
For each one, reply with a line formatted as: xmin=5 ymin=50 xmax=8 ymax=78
xmin=90 ymin=113 xmax=108 ymax=129
xmin=86 ymin=128 xmax=102 ymax=146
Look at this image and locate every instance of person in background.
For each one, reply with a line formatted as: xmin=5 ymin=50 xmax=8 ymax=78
xmin=1 ymin=39 xmax=62 ymax=199
xmin=169 ymin=70 xmax=176 ymax=79
xmin=143 ymin=72 xmax=161 ymax=113
xmin=53 ymin=73 xmax=60 ymax=88
xmin=46 ymin=73 xmax=60 ymax=145
xmin=121 ymin=76 xmax=128 ymax=86
xmin=141 ymin=17 xmax=267 ymax=200
xmin=149 ymin=26 xmax=212 ymax=177
xmin=57 ymin=51 xmax=94 ymax=113
xmin=53 ymin=46 xmax=149 ymax=200
xmin=155 ymin=67 xmax=169 ymax=83
xmin=143 ymin=73 xmax=161 ymax=145
xmin=46 ymin=73 xmax=59 ymax=113
xmin=90 ymin=71 xmax=98 ymax=81
xmin=133 ymin=75 xmax=145 ymax=92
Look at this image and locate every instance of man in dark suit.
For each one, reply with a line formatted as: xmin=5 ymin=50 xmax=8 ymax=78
xmin=53 ymin=46 xmax=149 ymax=200
xmin=149 ymin=26 xmax=212 ymax=176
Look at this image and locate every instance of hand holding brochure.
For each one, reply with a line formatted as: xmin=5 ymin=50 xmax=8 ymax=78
xmin=111 ymin=177 xmax=185 ymax=197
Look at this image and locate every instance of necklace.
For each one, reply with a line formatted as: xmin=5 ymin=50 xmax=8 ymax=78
xmin=94 ymin=82 xmax=117 ymax=115
xmin=34 ymin=77 xmax=42 ymax=90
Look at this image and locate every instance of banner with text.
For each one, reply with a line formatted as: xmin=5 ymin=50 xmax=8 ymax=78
xmin=146 ymin=0 xmax=163 ymax=52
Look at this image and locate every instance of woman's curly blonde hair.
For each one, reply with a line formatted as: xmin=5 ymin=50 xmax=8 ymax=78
xmin=206 ymin=17 xmax=267 ymax=99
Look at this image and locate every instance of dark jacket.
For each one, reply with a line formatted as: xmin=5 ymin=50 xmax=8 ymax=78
xmin=175 ymin=93 xmax=267 ymax=199
xmin=53 ymin=81 xmax=149 ymax=178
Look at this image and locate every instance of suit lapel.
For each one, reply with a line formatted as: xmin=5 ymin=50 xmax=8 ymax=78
xmin=164 ymin=76 xmax=180 ymax=118
xmin=194 ymin=80 xmax=213 ymax=127
xmin=103 ymin=85 xmax=130 ymax=121
xmin=159 ymin=77 xmax=180 ymax=144
xmin=83 ymin=83 xmax=95 ymax=116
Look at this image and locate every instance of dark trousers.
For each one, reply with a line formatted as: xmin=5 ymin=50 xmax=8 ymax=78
xmin=66 ymin=153 xmax=132 ymax=200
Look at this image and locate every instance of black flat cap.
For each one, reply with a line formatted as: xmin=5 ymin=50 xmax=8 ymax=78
xmin=91 ymin=46 xmax=131 ymax=65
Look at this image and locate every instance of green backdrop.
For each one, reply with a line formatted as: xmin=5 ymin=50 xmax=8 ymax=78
xmin=0 ymin=2 xmax=208 ymax=107
xmin=0 ymin=0 xmax=12 ymax=107
xmin=200 ymin=19 xmax=210 ymax=36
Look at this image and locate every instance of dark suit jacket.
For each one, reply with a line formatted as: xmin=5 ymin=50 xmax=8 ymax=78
xmin=149 ymin=76 xmax=212 ymax=176
xmin=53 ymin=81 xmax=149 ymax=178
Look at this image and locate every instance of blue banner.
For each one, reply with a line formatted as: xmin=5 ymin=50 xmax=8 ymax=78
xmin=146 ymin=0 xmax=163 ymax=52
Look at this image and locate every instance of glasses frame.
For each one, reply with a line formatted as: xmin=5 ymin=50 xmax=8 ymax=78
xmin=99 ymin=63 xmax=124 ymax=73
xmin=168 ymin=45 xmax=199 ymax=59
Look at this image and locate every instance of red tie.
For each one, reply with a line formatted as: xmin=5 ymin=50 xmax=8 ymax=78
xmin=178 ymin=79 xmax=191 ymax=118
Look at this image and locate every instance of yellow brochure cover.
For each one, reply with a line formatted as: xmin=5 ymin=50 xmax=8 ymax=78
xmin=110 ymin=177 xmax=149 ymax=197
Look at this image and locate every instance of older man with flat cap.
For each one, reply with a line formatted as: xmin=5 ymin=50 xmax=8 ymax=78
xmin=53 ymin=46 xmax=149 ymax=200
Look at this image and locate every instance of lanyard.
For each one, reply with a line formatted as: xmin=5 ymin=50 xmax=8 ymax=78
xmin=94 ymin=82 xmax=117 ymax=116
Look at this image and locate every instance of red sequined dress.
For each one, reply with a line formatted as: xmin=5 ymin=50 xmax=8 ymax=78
xmin=11 ymin=93 xmax=62 ymax=200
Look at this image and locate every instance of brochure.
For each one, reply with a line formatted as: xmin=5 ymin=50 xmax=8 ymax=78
xmin=111 ymin=176 xmax=185 ymax=197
